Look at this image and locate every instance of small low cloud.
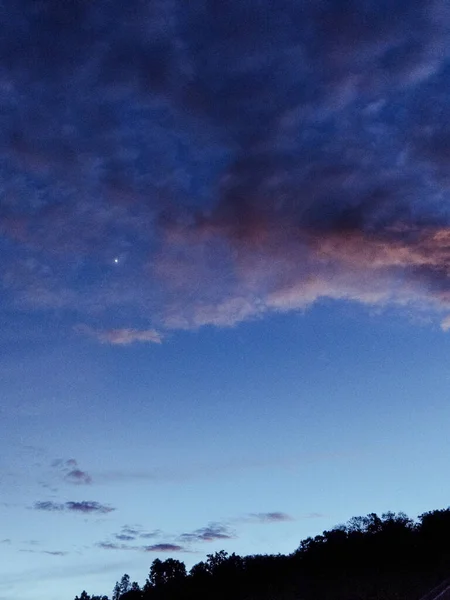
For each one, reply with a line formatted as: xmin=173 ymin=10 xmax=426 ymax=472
xmin=66 ymin=501 xmax=115 ymax=514
xmin=179 ymin=522 xmax=236 ymax=543
xmin=144 ymin=543 xmax=187 ymax=553
xmin=76 ymin=325 xmax=163 ymax=346
xmin=34 ymin=501 xmax=64 ymax=512
xmin=34 ymin=500 xmax=115 ymax=514
xmin=111 ymin=525 xmax=162 ymax=542
xmin=140 ymin=530 xmax=162 ymax=539
xmin=65 ymin=469 xmax=92 ymax=485
xmin=0 ymin=539 xmax=11 ymax=544
xmin=97 ymin=542 xmax=126 ymax=551
xmin=121 ymin=526 xmax=141 ymax=537
xmin=19 ymin=549 xmax=69 ymax=556
xmin=247 ymin=512 xmax=294 ymax=524
xmin=51 ymin=458 xmax=93 ymax=485
xmin=97 ymin=541 xmax=188 ymax=553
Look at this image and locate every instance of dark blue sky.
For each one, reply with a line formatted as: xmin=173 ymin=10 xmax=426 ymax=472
xmin=2 ymin=1 xmax=450 ymax=599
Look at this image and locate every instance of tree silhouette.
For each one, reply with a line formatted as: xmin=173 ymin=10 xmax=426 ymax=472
xmin=146 ymin=558 xmax=187 ymax=589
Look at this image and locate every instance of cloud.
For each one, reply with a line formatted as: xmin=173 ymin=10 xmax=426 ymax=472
xmin=115 ymin=534 xmax=136 ymax=542
xmin=65 ymin=501 xmax=115 ymax=514
xmin=51 ymin=458 xmax=93 ymax=485
xmin=76 ymin=326 xmax=163 ymax=345
xmin=140 ymin=530 xmax=163 ymax=539
xmin=122 ymin=526 xmax=141 ymax=537
xmin=34 ymin=501 xmax=65 ymax=512
xmin=21 ymin=548 xmax=69 ymax=556
xmin=0 ymin=539 xmax=11 ymax=544
xmin=97 ymin=541 xmax=188 ymax=553
xmin=97 ymin=542 xmax=126 ymax=551
xmin=33 ymin=500 xmax=115 ymax=514
xmin=2 ymin=0 xmax=450 ymax=332
xmin=247 ymin=512 xmax=294 ymax=524
xmin=179 ymin=523 xmax=236 ymax=543
xmin=65 ymin=469 xmax=92 ymax=485
xmin=144 ymin=543 xmax=187 ymax=553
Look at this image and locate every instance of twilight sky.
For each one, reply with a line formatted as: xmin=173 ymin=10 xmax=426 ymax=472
xmin=2 ymin=1 xmax=450 ymax=599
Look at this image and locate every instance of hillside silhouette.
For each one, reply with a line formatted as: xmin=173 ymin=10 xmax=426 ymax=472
xmin=74 ymin=507 xmax=450 ymax=600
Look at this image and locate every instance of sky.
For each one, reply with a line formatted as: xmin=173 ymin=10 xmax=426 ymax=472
xmin=2 ymin=0 xmax=450 ymax=598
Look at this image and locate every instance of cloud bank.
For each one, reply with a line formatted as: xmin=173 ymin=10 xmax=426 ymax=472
xmin=2 ymin=1 xmax=450 ymax=332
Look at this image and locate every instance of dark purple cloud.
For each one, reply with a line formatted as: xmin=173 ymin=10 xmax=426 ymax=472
xmin=2 ymin=0 xmax=450 ymax=332
xmin=34 ymin=500 xmax=115 ymax=514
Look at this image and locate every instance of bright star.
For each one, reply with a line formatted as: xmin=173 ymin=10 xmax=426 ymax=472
xmin=114 ymin=258 xmax=119 ymax=264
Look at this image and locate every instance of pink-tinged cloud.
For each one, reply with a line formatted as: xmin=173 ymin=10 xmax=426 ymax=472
xmin=154 ymin=215 xmax=450 ymax=331
xmin=76 ymin=326 xmax=163 ymax=345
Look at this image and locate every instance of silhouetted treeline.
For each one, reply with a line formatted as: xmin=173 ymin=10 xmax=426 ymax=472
xmin=75 ymin=507 xmax=450 ymax=600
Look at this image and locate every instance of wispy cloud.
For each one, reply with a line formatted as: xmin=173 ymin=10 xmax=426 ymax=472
xmin=65 ymin=469 xmax=92 ymax=485
xmin=20 ymin=549 xmax=69 ymax=557
xmin=34 ymin=500 xmax=115 ymax=514
xmin=140 ymin=530 xmax=162 ymax=539
xmin=97 ymin=542 xmax=127 ymax=551
xmin=51 ymin=458 xmax=93 ymax=486
xmin=76 ymin=326 xmax=163 ymax=346
xmin=246 ymin=512 xmax=295 ymax=524
xmin=97 ymin=541 xmax=189 ymax=553
xmin=34 ymin=501 xmax=64 ymax=512
xmin=179 ymin=523 xmax=236 ymax=543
